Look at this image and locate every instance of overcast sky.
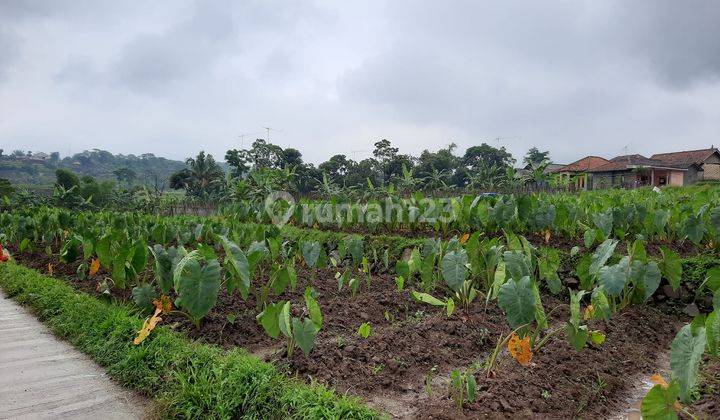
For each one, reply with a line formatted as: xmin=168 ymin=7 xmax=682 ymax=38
xmin=1 ymin=0 xmax=719 ymax=165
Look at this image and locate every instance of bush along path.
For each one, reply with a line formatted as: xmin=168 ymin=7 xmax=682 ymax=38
xmin=0 ymin=291 xmax=150 ymax=419
xmin=0 ymin=262 xmax=377 ymax=420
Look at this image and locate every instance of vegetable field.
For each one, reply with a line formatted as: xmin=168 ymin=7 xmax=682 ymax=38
xmin=1 ymin=186 xmax=720 ymax=419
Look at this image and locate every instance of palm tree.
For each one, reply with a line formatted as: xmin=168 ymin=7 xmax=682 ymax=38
xmin=184 ymin=151 xmax=225 ymax=197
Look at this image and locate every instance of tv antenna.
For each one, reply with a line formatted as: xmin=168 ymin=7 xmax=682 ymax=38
xmin=492 ymin=136 xmax=520 ymax=147
xmin=263 ymin=126 xmax=282 ymax=142
xmin=238 ymin=131 xmax=263 ymax=149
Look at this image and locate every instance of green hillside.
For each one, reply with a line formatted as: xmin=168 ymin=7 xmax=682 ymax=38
xmin=0 ymin=149 xmax=186 ymax=189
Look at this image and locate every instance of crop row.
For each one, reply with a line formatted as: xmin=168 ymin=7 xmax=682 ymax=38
xmin=226 ymin=186 xmax=720 ymax=247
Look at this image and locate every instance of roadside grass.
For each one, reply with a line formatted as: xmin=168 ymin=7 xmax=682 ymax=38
xmin=0 ymin=262 xmax=378 ymax=420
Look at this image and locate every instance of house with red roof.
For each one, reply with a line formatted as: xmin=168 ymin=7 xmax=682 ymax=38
xmin=551 ymin=156 xmax=611 ymax=190
xmin=650 ymin=147 xmax=720 ymax=181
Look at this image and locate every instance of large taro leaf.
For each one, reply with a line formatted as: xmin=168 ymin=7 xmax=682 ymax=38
xmin=658 ymin=246 xmax=682 ymax=291
xmin=682 ymin=214 xmax=705 ymax=245
xmin=641 ymin=382 xmax=680 ymax=420
xmin=592 ymin=210 xmax=613 ymax=238
xmin=598 ymin=256 xmax=629 ymax=297
xmin=220 ymin=236 xmax=251 ymax=298
xmin=95 ymin=235 xmax=112 ymax=269
xmin=304 ymin=287 xmax=323 ymax=331
xmin=129 ymin=240 xmax=148 ymax=278
xmin=503 ymin=250 xmax=530 ymax=282
xmin=670 ymin=324 xmax=707 ymax=403
xmin=256 ymin=301 xmax=285 ymax=339
xmin=590 ymin=239 xmax=618 ymax=277
xmin=631 ymin=261 xmax=662 ymax=301
xmin=441 ymin=249 xmax=469 ymax=293
xmin=293 ymin=317 xmax=318 ymax=356
xmin=174 ymin=252 xmax=222 ymax=325
xmin=149 ymin=244 xmax=179 ymax=294
xmin=498 ymin=276 xmax=536 ymax=328
xmin=301 ymin=241 xmax=321 ymax=268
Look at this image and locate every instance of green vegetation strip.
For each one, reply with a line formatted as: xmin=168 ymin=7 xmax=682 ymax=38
xmin=0 ymin=262 xmax=377 ymax=420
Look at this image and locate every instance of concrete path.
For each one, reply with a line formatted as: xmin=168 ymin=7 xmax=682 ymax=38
xmin=0 ymin=291 xmax=151 ymax=420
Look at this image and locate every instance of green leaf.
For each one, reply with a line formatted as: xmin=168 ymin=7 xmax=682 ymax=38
xmin=304 ymin=287 xmax=323 ymax=330
xmin=532 ymin=282 xmax=548 ymax=329
xmin=659 ymin=247 xmax=682 ymax=291
xmin=706 ymin=310 xmax=720 ymax=356
xmin=410 ymin=290 xmax=447 ymax=307
xmin=82 ymin=237 xmax=94 ymax=260
xmin=131 ymin=283 xmax=157 ymax=313
xmin=592 ymin=210 xmax=613 ymax=238
xmin=682 ymin=214 xmax=705 ymax=245
xmin=590 ymin=239 xmax=618 ymax=277
xmin=256 ymin=301 xmax=284 ymax=339
xmin=293 ymin=317 xmax=318 ymax=356
xmin=670 ymin=324 xmax=707 ymax=403
xmin=301 ymin=241 xmax=321 ymax=267
xmin=641 ymin=382 xmax=680 ymax=420
xmin=129 ymin=240 xmax=148 ymax=278
xmin=446 ymin=298 xmax=455 ymax=317
xmin=631 ymin=261 xmax=662 ymax=301
xmin=220 ymin=236 xmax=251 ymax=298
xmin=278 ymin=301 xmax=292 ymax=338
xmin=498 ymin=276 xmax=536 ymax=328
xmin=503 ymin=250 xmax=530 ymax=282
xmin=357 ymin=322 xmax=371 ymax=339
xmin=441 ymin=249 xmax=469 ymax=293
xmin=96 ymin=235 xmax=112 ymax=269
xmin=589 ymin=330 xmax=606 ymax=345
xmin=566 ymin=323 xmax=588 ymax=351
xmin=591 ymin=287 xmax=611 ymax=320
xmin=704 ymin=267 xmax=720 ymax=294
xmin=148 ymin=244 xmax=179 ymax=294
xmin=174 ymin=252 xmax=222 ymax=325
xmin=599 ymin=256 xmax=629 ymax=296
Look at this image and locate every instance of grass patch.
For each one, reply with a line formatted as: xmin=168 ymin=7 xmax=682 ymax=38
xmin=0 ymin=262 xmax=378 ymax=419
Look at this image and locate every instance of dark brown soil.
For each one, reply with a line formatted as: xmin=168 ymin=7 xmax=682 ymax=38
xmin=4 ymin=245 xmax=693 ymax=419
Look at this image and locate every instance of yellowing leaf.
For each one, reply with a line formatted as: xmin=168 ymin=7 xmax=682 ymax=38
xmin=459 ymin=233 xmax=470 ymax=244
xmin=48 ymin=263 xmax=54 ymax=276
xmin=544 ymin=230 xmax=551 ymax=245
xmin=133 ymin=309 xmax=162 ymax=345
xmin=583 ymin=304 xmax=595 ymax=320
xmin=508 ymin=333 xmax=533 ymax=366
xmin=153 ymin=295 xmax=173 ymax=314
xmin=89 ymin=258 xmax=100 ymax=276
xmin=650 ymin=374 xmax=669 ymax=389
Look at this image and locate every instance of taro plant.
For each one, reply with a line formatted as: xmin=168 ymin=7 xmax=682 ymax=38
xmin=173 ymin=249 xmax=222 ymax=327
xmin=256 ymin=287 xmax=323 ymax=357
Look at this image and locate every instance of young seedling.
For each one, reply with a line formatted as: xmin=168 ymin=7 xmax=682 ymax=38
xmin=357 ymin=322 xmax=371 ymax=339
xmin=449 ymin=369 xmax=477 ymax=409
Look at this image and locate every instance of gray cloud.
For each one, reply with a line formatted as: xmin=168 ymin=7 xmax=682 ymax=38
xmin=1 ymin=0 xmax=719 ymax=165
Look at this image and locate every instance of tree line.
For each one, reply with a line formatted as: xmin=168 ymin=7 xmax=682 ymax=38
xmin=168 ymin=139 xmax=554 ymax=199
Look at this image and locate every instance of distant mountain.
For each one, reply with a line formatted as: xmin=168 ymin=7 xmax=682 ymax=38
xmin=0 ymin=149 xmax=187 ymax=188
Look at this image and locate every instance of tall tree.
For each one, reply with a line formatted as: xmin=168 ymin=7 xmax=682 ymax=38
xmin=462 ymin=143 xmax=515 ymax=170
xmin=523 ymin=147 xmax=550 ymax=167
